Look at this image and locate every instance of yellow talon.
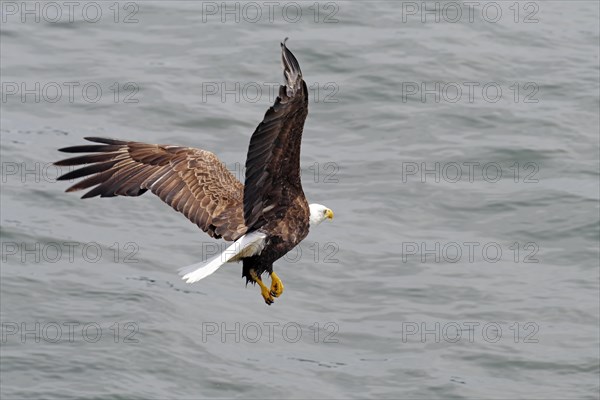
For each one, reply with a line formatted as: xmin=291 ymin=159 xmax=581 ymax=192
xmin=270 ymin=272 xmax=284 ymax=297
xmin=260 ymin=284 xmax=274 ymax=305
xmin=250 ymin=270 xmax=274 ymax=305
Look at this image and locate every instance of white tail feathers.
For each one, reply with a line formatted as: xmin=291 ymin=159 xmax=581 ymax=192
xmin=178 ymin=231 xmax=267 ymax=284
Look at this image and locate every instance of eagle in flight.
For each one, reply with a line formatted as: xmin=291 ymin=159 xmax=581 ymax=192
xmin=55 ymin=39 xmax=334 ymax=305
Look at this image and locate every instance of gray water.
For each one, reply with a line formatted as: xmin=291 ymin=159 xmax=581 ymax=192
xmin=1 ymin=1 xmax=599 ymax=399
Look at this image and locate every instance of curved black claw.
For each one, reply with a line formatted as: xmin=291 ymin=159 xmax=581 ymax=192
xmin=260 ymin=286 xmax=275 ymax=305
xmin=269 ymin=273 xmax=284 ymax=298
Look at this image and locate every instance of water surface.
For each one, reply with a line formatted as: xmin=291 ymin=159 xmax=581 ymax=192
xmin=1 ymin=1 xmax=599 ymax=399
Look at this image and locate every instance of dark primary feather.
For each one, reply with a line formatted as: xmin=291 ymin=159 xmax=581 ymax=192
xmin=280 ymin=37 xmax=303 ymax=96
xmin=55 ymin=137 xmax=247 ymax=241
xmin=243 ymin=40 xmax=309 ymax=231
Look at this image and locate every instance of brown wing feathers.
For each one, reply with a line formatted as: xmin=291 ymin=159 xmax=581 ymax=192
xmin=243 ymin=39 xmax=309 ymax=230
xmin=55 ymin=137 xmax=246 ymax=241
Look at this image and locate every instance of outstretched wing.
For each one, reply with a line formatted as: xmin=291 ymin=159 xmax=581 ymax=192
xmin=243 ymin=39 xmax=309 ymax=230
xmin=55 ymin=137 xmax=247 ymax=241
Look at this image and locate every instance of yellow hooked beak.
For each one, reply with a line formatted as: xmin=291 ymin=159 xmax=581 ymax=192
xmin=325 ymin=209 xmax=334 ymax=220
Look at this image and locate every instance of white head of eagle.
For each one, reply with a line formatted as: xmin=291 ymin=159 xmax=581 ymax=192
xmin=309 ymin=203 xmax=334 ymax=227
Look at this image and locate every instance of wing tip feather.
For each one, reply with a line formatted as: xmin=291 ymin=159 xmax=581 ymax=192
xmin=280 ymin=37 xmax=302 ymax=96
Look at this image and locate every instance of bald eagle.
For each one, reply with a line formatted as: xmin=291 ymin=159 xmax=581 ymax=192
xmin=54 ymin=39 xmax=333 ymax=305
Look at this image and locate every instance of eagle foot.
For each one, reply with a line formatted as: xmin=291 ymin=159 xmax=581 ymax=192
xmin=269 ymin=272 xmax=284 ymax=298
xmin=260 ymin=285 xmax=275 ymax=305
xmin=251 ymin=270 xmax=275 ymax=305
